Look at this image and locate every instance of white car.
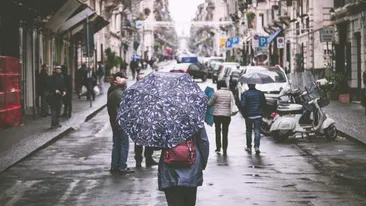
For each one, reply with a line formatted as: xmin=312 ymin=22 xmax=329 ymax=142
xmin=237 ymin=65 xmax=289 ymax=101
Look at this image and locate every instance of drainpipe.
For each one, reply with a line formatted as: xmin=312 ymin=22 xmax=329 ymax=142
xmin=361 ymin=12 xmax=365 ymax=88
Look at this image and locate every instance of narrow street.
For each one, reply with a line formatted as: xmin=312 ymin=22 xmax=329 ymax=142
xmin=0 ymin=79 xmax=365 ymax=206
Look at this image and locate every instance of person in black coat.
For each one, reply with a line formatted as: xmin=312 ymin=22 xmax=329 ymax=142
xmin=84 ymin=67 xmax=97 ymax=101
xmin=37 ymin=64 xmax=50 ymax=117
xmin=48 ymin=66 xmax=66 ymax=128
xmin=76 ymin=64 xmax=87 ymax=98
xmin=61 ymin=65 xmax=72 ymax=118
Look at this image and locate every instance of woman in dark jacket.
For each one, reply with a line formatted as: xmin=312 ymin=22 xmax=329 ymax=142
xmin=158 ymin=128 xmax=210 ymax=206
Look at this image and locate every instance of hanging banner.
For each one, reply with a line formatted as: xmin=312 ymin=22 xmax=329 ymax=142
xmin=220 ymin=38 xmax=226 ymax=47
xmin=277 ymin=37 xmax=285 ymax=49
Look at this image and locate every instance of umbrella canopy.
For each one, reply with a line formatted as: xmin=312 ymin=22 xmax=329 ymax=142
xmin=117 ymin=72 xmax=208 ymax=148
xmin=239 ymin=72 xmax=275 ymax=84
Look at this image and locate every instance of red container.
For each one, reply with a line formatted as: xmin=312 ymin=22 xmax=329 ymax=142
xmin=0 ymin=75 xmax=20 ymax=92
xmin=0 ymin=106 xmax=21 ymax=127
xmin=5 ymin=91 xmax=20 ymax=108
xmin=0 ymin=56 xmax=20 ymax=74
xmin=0 ymin=92 xmax=5 ymax=109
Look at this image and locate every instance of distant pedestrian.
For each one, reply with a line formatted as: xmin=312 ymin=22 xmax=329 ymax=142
xmin=61 ymin=65 xmax=72 ymax=118
xmin=48 ymin=65 xmax=66 ymax=128
xmin=158 ymin=128 xmax=209 ymax=206
xmin=207 ymin=80 xmax=234 ymax=156
xmin=241 ymin=84 xmax=266 ymax=154
xmin=97 ymin=61 xmax=105 ymax=94
xmin=37 ymin=64 xmax=50 ymax=117
xmin=107 ymin=72 xmax=134 ymax=174
xmin=130 ymin=59 xmax=137 ymax=80
xmin=84 ymin=67 xmax=97 ymax=101
xmin=136 ymin=60 xmax=142 ymax=75
xmin=76 ymin=64 xmax=87 ymax=98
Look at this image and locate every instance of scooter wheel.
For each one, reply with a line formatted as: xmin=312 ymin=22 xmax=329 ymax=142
xmin=260 ymin=119 xmax=272 ymax=136
xmin=325 ymin=124 xmax=337 ymax=140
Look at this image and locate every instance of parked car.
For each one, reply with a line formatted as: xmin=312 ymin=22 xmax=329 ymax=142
xmin=237 ymin=65 xmax=289 ymax=102
xmin=170 ymin=63 xmax=208 ymax=81
xmin=212 ymin=63 xmax=223 ymax=84
xmin=207 ymin=58 xmax=225 ymax=78
xmin=217 ymin=62 xmax=241 ymax=87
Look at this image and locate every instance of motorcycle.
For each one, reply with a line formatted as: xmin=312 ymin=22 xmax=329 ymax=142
xmin=269 ymin=72 xmax=337 ymax=142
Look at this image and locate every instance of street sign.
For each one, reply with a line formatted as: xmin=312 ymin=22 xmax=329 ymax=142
xmin=220 ymin=38 xmax=226 ymax=47
xmin=226 ymin=39 xmax=232 ymax=49
xmin=320 ymin=28 xmax=334 ymax=42
xmin=231 ymin=36 xmax=239 ymax=45
xmin=277 ymin=37 xmax=285 ymax=49
xmin=268 ymin=28 xmax=282 ymax=43
xmin=135 ymin=21 xmax=143 ymax=29
xmin=258 ymin=36 xmax=268 ymax=48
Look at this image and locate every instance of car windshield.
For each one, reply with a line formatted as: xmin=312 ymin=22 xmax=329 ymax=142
xmin=248 ymin=67 xmax=287 ymax=83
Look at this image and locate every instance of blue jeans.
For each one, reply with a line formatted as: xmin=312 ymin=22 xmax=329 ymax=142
xmin=111 ymin=127 xmax=129 ymax=170
xmin=245 ymin=118 xmax=261 ymax=148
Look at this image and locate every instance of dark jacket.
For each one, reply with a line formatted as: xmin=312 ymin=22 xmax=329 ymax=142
xmin=97 ymin=65 xmax=105 ymax=77
xmin=158 ymin=128 xmax=210 ymax=191
xmin=241 ymin=88 xmax=266 ymax=118
xmin=107 ymin=82 xmax=124 ymax=128
xmin=49 ymin=73 xmax=66 ymax=94
xmin=37 ymin=69 xmax=49 ymax=94
xmin=76 ymin=67 xmax=87 ymax=83
xmin=84 ymin=71 xmax=97 ymax=87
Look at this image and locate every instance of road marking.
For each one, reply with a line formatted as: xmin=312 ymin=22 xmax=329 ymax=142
xmin=56 ymin=179 xmax=80 ymax=206
xmin=1 ymin=180 xmax=41 ymax=206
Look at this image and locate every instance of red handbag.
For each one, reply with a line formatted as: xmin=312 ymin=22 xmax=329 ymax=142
xmin=163 ymin=137 xmax=196 ymax=167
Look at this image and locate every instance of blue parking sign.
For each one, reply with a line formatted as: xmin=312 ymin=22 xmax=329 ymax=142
xmin=258 ymin=36 xmax=268 ymax=47
xmin=226 ymin=39 xmax=232 ymax=49
xmin=232 ymin=36 xmax=239 ymax=45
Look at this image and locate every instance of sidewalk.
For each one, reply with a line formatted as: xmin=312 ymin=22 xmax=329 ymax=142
xmin=323 ymin=100 xmax=366 ymax=144
xmin=0 ymin=77 xmax=136 ymax=173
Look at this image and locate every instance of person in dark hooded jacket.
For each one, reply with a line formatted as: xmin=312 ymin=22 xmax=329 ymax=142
xmin=158 ymin=128 xmax=209 ymax=206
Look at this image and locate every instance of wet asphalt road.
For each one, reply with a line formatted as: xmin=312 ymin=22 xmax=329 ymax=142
xmin=1 ymin=74 xmax=366 ymax=205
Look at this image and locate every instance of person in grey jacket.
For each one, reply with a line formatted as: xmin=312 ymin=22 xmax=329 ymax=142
xmin=158 ymin=128 xmax=209 ymax=206
xmin=207 ymin=80 xmax=234 ymax=155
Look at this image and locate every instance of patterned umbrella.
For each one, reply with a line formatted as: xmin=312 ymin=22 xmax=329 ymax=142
xmin=117 ymin=72 xmax=208 ymax=148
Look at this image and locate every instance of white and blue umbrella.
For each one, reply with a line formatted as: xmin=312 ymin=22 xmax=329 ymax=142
xmin=239 ymin=72 xmax=275 ymax=84
xmin=117 ymin=72 xmax=208 ymax=148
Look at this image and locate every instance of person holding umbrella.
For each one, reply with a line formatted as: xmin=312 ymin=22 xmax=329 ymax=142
xmin=107 ymin=72 xmax=134 ymax=174
xmin=117 ymin=72 xmax=210 ymax=205
xmin=239 ymin=73 xmax=272 ymax=154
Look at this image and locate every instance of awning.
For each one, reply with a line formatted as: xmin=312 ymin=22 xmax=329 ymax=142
xmin=70 ymin=13 xmax=109 ymax=36
xmin=309 ymin=18 xmax=348 ymax=34
xmin=58 ymin=7 xmax=95 ymax=34
xmin=44 ymin=0 xmax=83 ymax=33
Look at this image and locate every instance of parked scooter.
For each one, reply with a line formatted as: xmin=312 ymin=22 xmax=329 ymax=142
xmin=269 ymin=72 xmax=337 ymax=142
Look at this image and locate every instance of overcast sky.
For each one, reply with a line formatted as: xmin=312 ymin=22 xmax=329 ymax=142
xmin=169 ymin=0 xmax=204 ymax=36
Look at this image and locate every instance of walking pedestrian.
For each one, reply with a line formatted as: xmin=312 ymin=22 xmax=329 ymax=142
xmin=136 ymin=60 xmax=142 ymax=75
xmin=134 ymin=145 xmax=158 ymax=168
xmin=241 ymin=84 xmax=266 ymax=154
xmin=37 ymin=64 xmax=50 ymax=117
xmin=61 ymin=65 xmax=72 ymax=118
xmin=48 ymin=65 xmax=66 ymax=128
xmin=107 ymin=72 xmax=134 ymax=174
xmin=84 ymin=67 xmax=97 ymax=101
xmin=96 ymin=61 xmax=105 ymax=94
xmin=158 ymin=128 xmax=209 ymax=206
xmin=76 ymin=64 xmax=87 ymax=98
xmin=207 ymin=80 xmax=234 ymax=155
xmin=130 ymin=59 xmax=137 ymax=80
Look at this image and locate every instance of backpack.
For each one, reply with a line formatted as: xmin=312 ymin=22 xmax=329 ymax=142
xmin=163 ymin=137 xmax=196 ymax=167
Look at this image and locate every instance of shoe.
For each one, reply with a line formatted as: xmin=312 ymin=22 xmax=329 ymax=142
xmin=56 ymin=124 xmax=62 ymax=128
xmin=136 ymin=162 xmax=142 ymax=168
xmin=110 ymin=168 xmax=119 ymax=174
xmin=245 ymin=147 xmax=252 ymax=153
xmin=119 ymin=168 xmax=135 ymax=174
xmin=146 ymin=159 xmax=158 ymax=167
xmin=215 ymin=149 xmax=220 ymax=153
xmin=50 ymin=125 xmax=57 ymax=129
xmin=254 ymin=147 xmax=260 ymax=154
xmin=61 ymin=114 xmax=67 ymax=117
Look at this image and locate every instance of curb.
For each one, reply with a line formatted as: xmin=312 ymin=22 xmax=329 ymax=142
xmin=0 ymin=104 xmax=107 ymax=173
xmin=337 ymin=130 xmax=366 ymax=147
